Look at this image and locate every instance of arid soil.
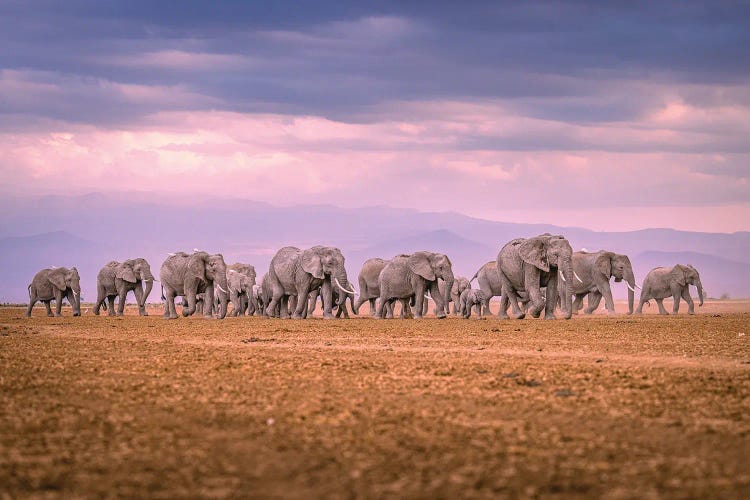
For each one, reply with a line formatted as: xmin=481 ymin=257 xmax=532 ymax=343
xmin=1 ymin=301 xmax=749 ymax=498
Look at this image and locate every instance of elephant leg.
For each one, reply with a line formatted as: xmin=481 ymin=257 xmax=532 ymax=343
xmin=672 ymin=287 xmax=682 ymax=314
xmin=508 ymin=289 xmax=526 ymax=320
xmin=429 ymin=282 xmax=446 ymax=319
xmin=26 ymin=288 xmax=38 ymax=317
xmin=117 ymin=289 xmax=128 ymax=316
xmin=266 ymin=286 xmax=284 ymax=318
xmin=635 ymin=288 xmax=650 ymax=314
xmin=413 ymin=287 xmax=426 ymax=319
xmin=229 ymin=290 xmax=239 ymax=317
xmin=167 ymin=291 xmax=179 ymax=319
xmin=498 ymin=292 xmax=510 ymax=319
xmin=656 ymin=298 xmax=669 ymax=315
xmin=681 ymin=287 xmax=695 ymax=314
xmin=382 ymin=300 xmax=393 ymax=319
xmin=476 ymin=303 xmax=483 ymax=319
xmin=105 ymin=295 xmax=115 ymax=316
xmin=320 ymin=281 xmax=334 ymax=319
xmin=293 ymin=286 xmax=311 ymax=320
xmin=53 ymin=289 xmax=63 ymax=316
xmin=43 ymin=300 xmax=53 ymax=317
xmin=585 ymin=291 xmax=602 ymax=314
xmin=572 ymin=293 xmax=586 ymax=315
xmin=94 ymin=283 xmax=106 ymax=315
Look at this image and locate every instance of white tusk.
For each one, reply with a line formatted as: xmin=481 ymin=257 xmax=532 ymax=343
xmin=558 ymin=271 xmax=566 ymax=282
xmin=635 ymin=284 xmax=642 ymax=290
xmin=424 ymin=294 xmax=430 ymax=299
xmin=626 ymin=283 xmax=637 ymax=293
xmin=216 ymin=284 xmax=227 ymax=294
xmin=573 ymin=271 xmax=583 ymax=283
xmin=334 ymin=278 xmax=357 ymax=295
xmin=168 ymin=252 xmax=176 ymax=256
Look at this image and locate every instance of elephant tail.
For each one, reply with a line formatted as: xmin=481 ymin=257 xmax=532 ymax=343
xmin=161 ymin=285 xmax=165 ymax=301
xmin=470 ymin=269 xmax=480 ymax=282
xmin=27 ymin=284 xmax=32 ymax=298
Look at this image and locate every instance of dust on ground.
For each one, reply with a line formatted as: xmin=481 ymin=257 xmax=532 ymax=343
xmin=1 ymin=301 xmax=749 ymax=498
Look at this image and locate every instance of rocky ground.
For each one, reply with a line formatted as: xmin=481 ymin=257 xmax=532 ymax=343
xmin=1 ymin=301 xmax=749 ymax=498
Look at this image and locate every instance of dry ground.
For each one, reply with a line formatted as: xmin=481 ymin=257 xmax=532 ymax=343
xmin=1 ymin=301 xmax=749 ymax=498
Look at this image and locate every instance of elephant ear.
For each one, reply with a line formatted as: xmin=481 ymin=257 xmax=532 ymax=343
xmin=116 ymin=263 xmax=137 ymax=283
xmin=407 ymin=252 xmax=436 ymax=281
xmin=301 ymin=249 xmax=324 ymax=279
xmin=595 ymin=252 xmax=613 ymax=277
xmin=518 ymin=238 xmax=549 ymax=272
xmin=48 ymin=270 xmax=67 ymax=291
xmin=671 ymin=265 xmax=687 ymax=286
xmin=188 ymin=252 xmax=209 ymax=280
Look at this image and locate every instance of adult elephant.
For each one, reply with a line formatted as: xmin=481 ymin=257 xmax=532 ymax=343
xmin=636 ymin=264 xmax=704 ymax=315
xmin=564 ymin=251 xmax=638 ymax=315
xmin=160 ymin=251 xmax=229 ymax=319
xmin=265 ymin=246 xmax=355 ymax=320
xmin=94 ymin=258 xmax=155 ymax=316
xmin=376 ymin=251 xmax=454 ymax=319
xmin=227 ymin=263 xmax=257 ymax=316
xmin=26 ymin=267 xmax=81 ymax=317
xmin=497 ymin=234 xmax=574 ymax=320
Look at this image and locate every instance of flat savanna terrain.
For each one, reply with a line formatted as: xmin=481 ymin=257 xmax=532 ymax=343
xmin=1 ymin=301 xmax=749 ymax=498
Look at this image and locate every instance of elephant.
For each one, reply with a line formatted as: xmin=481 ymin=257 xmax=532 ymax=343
xmin=563 ymin=251 xmax=638 ymax=315
xmin=636 ymin=264 xmax=704 ymax=315
xmin=354 ymin=257 xmax=411 ymax=318
xmin=471 ymin=261 xmax=502 ymax=315
xmin=259 ymin=273 xmax=292 ymax=318
xmin=265 ymin=246 xmax=355 ymax=320
xmin=497 ymin=234 xmax=574 ymax=320
xmin=376 ymin=251 xmax=454 ymax=319
xmin=252 ymin=284 xmax=263 ymax=316
xmin=26 ymin=267 xmax=81 ymax=317
xmin=159 ymin=251 xmax=229 ymax=319
xmin=226 ymin=263 xmax=257 ymax=316
xmin=459 ymin=288 xmax=486 ymax=319
xmin=94 ymin=258 xmax=155 ymax=316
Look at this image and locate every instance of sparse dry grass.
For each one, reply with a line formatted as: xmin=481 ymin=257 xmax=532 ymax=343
xmin=1 ymin=302 xmax=749 ymax=498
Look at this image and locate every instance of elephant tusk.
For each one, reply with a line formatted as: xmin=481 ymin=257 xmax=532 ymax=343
xmin=635 ymin=284 xmax=642 ymax=290
xmin=334 ymin=278 xmax=357 ymax=296
xmin=558 ymin=271 xmax=566 ymax=282
xmin=626 ymin=283 xmax=637 ymax=293
xmin=574 ymin=271 xmax=583 ymax=283
xmin=424 ymin=294 xmax=430 ymax=299
xmin=216 ymin=284 xmax=227 ymax=294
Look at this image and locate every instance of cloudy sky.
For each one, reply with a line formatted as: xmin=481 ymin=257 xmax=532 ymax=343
xmin=1 ymin=1 xmax=749 ymax=232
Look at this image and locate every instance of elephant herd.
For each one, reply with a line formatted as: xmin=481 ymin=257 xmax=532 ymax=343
xmin=24 ymin=234 xmax=706 ymax=320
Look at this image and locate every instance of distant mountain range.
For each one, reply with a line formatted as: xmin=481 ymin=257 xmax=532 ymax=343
xmin=1 ymin=194 xmax=748 ymax=303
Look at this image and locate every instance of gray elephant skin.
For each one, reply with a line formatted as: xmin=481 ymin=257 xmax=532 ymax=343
xmin=459 ymin=288 xmax=486 ymax=319
xmin=94 ymin=258 xmax=155 ymax=316
xmin=497 ymin=234 xmax=574 ymax=320
xmin=227 ymin=263 xmax=257 ymax=316
xmin=26 ymin=267 xmax=81 ymax=317
xmin=636 ymin=264 xmax=704 ymax=315
xmin=355 ymin=257 xmax=411 ymax=318
xmin=376 ymin=251 xmax=454 ymax=319
xmin=308 ymin=284 xmax=358 ymax=318
xmin=160 ymin=251 xmax=229 ymax=319
xmin=421 ymin=276 xmax=471 ymax=316
xmin=265 ymin=246 xmax=355 ymax=320
xmin=566 ymin=251 xmax=638 ymax=315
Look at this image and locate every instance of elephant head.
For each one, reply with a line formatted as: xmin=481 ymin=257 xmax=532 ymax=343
xmin=408 ymin=251 xmax=454 ymax=314
xmin=673 ymin=264 xmax=704 ymax=306
xmin=518 ymin=234 xmax=574 ymax=318
xmin=49 ymin=267 xmax=81 ymax=316
xmin=453 ymin=277 xmax=471 ymax=298
xmin=596 ymin=252 xmax=637 ymax=314
xmin=117 ymin=258 xmax=155 ymax=305
xmin=302 ymin=246 xmax=356 ymax=310
xmin=187 ymin=251 xmax=229 ymax=318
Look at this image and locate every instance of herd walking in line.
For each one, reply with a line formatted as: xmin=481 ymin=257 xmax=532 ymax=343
xmin=25 ymin=233 xmax=705 ymax=319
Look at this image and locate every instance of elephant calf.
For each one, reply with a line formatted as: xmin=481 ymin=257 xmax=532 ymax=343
xmin=460 ymin=289 xmax=486 ymax=319
xmin=636 ymin=264 xmax=704 ymax=315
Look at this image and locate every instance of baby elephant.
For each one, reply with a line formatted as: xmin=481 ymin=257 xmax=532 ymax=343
xmin=460 ymin=289 xmax=486 ymax=319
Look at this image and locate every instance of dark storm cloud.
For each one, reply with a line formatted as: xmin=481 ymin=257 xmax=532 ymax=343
xmin=1 ymin=0 xmax=749 ymax=125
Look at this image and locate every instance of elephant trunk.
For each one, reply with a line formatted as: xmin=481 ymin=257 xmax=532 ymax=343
xmin=141 ymin=272 xmax=154 ymax=307
xmin=442 ymin=270 xmax=454 ymax=316
xmin=561 ymin=260 xmax=574 ymax=319
xmin=71 ymin=286 xmax=82 ymax=316
xmin=625 ymin=266 xmax=636 ymax=315
xmin=217 ymin=288 xmax=229 ymax=319
xmin=696 ymin=279 xmax=704 ymax=306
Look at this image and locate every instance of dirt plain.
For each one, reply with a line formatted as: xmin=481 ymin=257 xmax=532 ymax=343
xmin=1 ymin=300 xmax=749 ymax=498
